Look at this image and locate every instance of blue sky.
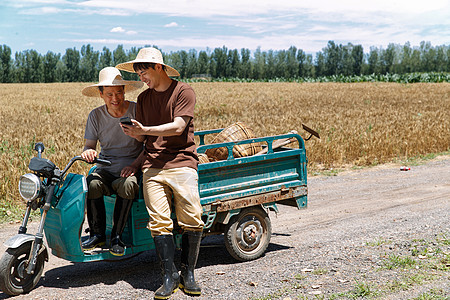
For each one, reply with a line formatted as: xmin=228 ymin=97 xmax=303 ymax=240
xmin=1 ymin=0 xmax=449 ymax=56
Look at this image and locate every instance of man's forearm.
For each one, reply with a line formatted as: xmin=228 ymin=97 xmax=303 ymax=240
xmin=135 ymin=135 xmax=146 ymax=142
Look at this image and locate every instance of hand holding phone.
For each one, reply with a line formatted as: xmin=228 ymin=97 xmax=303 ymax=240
xmin=120 ymin=116 xmax=133 ymax=126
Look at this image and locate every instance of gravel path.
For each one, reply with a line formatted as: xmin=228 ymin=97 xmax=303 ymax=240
xmin=1 ymin=156 xmax=449 ymax=299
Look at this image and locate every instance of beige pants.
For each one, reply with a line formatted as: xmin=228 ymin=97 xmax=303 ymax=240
xmin=142 ymin=167 xmax=204 ymax=236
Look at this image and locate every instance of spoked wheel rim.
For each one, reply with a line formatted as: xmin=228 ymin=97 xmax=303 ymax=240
xmin=225 ymin=207 xmax=272 ymax=261
xmin=235 ymin=216 xmax=264 ymax=253
xmin=9 ymin=252 xmax=33 ymax=289
xmin=0 ymin=242 xmax=46 ymax=296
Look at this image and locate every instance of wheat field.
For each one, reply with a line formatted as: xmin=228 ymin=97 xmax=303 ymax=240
xmin=1 ymin=82 xmax=449 ymax=206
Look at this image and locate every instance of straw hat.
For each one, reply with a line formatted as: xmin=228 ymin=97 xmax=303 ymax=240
xmin=82 ymin=67 xmax=144 ymax=97
xmin=115 ymin=47 xmax=180 ymax=77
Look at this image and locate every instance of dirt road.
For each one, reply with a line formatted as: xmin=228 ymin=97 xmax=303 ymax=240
xmin=1 ymin=156 xmax=449 ymax=299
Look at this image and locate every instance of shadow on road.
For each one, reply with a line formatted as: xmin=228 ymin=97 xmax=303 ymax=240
xmin=0 ymin=236 xmax=293 ymax=298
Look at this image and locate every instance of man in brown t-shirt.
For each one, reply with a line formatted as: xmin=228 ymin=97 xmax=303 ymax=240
xmin=117 ymin=47 xmax=204 ymax=299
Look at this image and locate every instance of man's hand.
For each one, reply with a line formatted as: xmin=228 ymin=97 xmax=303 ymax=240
xmin=121 ymin=119 xmax=145 ymax=141
xmin=121 ymin=166 xmax=138 ymax=177
xmin=81 ymin=149 xmax=97 ymax=163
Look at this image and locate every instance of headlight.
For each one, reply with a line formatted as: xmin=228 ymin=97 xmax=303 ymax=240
xmin=18 ymin=173 xmax=42 ymax=201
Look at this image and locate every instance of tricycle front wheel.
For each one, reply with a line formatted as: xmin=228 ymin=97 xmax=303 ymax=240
xmin=224 ymin=206 xmax=272 ymax=261
xmin=0 ymin=242 xmax=46 ymax=296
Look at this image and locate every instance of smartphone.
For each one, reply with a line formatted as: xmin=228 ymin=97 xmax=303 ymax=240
xmin=120 ymin=116 xmax=133 ymax=125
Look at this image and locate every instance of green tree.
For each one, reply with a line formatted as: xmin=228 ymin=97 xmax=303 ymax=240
xmin=80 ymin=44 xmax=99 ymax=82
xmin=368 ymin=47 xmax=379 ymax=74
xmin=286 ymin=46 xmax=298 ymax=78
xmin=113 ymin=45 xmax=128 ymax=66
xmin=0 ymin=45 xmax=12 ymax=83
xmin=252 ymin=47 xmax=265 ymax=79
xmin=177 ymin=50 xmax=188 ymax=78
xmin=447 ymin=47 xmax=450 ymax=71
xmin=42 ymin=51 xmax=61 ymax=82
xmin=297 ymin=49 xmax=307 ymax=77
xmin=197 ymin=50 xmax=210 ymax=75
xmin=410 ymin=48 xmax=421 ymax=72
xmin=14 ymin=50 xmax=42 ymax=83
xmin=401 ymin=42 xmax=412 ymax=73
xmin=28 ymin=50 xmax=43 ymax=82
xmin=62 ymin=47 xmax=80 ymax=82
xmin=341 ymin=43 xmax=354 ymax=76
xmin=240 ymin=48 xmax=251 ymax=78
xmin=55 ymin=60 xmax=66 ymax=82
xmin=381 ymin=43 xmax=396 ymax=74
xmin=323 ymin=41 xmax=341 ymax=75
xmin=305 ymin=54 xmax=315 ymax=77
xmin=351 ymin=44 xmax=364 ymax=75
xmin=99 ymin=46 xmax=113 ymax=69
xmin=186 ymin=49 xmax=198 ymax=78
xmin=226 ymin=49 xmax=240 ymax=78
xmin=315 ymin=52 xmax=326 ymax=77
xmin=420 ymin=41 xmax=433 ymax=72
xmin=13 ymin=52 xmax=26 ymax=82
xmin=435 ymin=46 xmax=446 ymax=72
xmin=266 ymin=50 xmax=276 ymax=78
xmin=211 ymin=46 xmax=228 ymax=78
xmin=273 ymin=50 xmax=285 ymax=78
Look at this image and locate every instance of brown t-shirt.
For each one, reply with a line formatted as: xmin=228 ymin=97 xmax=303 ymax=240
xmin=131 ymin=80 xmax=199 ymax=171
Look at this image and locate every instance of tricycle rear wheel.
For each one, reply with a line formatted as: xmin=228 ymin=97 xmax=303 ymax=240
xmin=224 ymin=206 xmax=272 ymax=261
xmin=0 ymin=242 xmax=46 ymax=296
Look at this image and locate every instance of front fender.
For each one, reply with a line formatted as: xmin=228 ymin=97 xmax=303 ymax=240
xmin=4 ymin=233 xmax=49 ymax=262
xmin=4 ymin=233 xmax=35 ymax=248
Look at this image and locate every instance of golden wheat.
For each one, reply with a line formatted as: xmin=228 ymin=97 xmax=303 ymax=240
xmin=1 ymin=82 xmax=449 ymax=204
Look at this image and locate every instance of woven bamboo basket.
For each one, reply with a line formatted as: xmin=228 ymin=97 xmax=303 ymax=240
xmin=205 ymin=122 xmax=263 ymax=161
xmin=198 ymin=153 xmax=210 ymax=164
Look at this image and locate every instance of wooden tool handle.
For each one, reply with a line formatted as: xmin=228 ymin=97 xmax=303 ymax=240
xmin=255 ymin=130 xmax=298 ymax=155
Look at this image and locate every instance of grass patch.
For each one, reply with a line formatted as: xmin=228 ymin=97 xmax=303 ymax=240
xmin=366 ymin=237 xmax=391 ymax=247
xmin=312 ymin=268 xmax=329 ymax=275
xmin=384 ymin=272 xmax=437 ymax=293
xmin=256 ymin=232 xmax=449 ymax=300
xmin=294 ymin=274 xmax=307 ymax=281
xmin=382 ymin=254 xmax=417 ymax=270
xmin=413 ymin=288 xmax=449 ymax=300
xmin=394 ymin=150 xmax=450 ymax=166
xmin=0 ymin=200 xmax=26 ymax=224
xmin=336 ymin=281 xmax=379 ymax=299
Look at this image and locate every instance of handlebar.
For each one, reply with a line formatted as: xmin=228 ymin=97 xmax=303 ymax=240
xmin=92 ymin=157 xmax=112 ymax=166
xmin=60 ymin=156 xmax=112 ymax=178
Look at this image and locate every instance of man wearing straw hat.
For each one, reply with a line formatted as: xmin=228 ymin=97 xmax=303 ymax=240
xmin=81 ymin=67 xmax=143 ymax=257
xmin=117 ymin=47 xmax=204 ymax=299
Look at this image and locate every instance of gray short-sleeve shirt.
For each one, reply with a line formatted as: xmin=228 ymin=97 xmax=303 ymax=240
xmin=84 ymin=101 xmax=142 ymax=176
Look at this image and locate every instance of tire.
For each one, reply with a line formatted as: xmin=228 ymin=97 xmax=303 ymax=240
xmin=0 ymin=242 xmax=46 ymax=296
xmin=224 ymin=206 xmax=272 ymax=261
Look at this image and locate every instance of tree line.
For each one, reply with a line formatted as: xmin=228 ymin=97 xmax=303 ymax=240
xmin=0 ymin=41 xmax=449 ymax=83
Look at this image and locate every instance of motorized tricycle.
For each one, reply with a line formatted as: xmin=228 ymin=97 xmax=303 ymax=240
xmin=0 ymin=127 xmax=317 ymax=296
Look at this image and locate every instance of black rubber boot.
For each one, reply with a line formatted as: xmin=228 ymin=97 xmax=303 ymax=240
xmin=179 ymin=230 xmax=202 ymax=296
xmin=154 ymin=235 xmax=180 ymax=300
xmin=110 ymin=196 xmax=133 ymax=256
xmin=82 ymin=197 xmax=106 ymax=250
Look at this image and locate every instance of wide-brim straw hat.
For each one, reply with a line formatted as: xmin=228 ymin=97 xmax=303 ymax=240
xmin=115 ymin=47 xmax=180 ymax=77
xmin=82 ymin=67 xmax=144 ymax=97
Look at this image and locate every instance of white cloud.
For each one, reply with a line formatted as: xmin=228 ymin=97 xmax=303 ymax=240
xmin=77 ymin=0 xmax=449 ymax=17
xmin=9 ymin=0 xmax=450 ymax=54
xmin=164 ymin=22 xmax=178 ymax=28
xmin=110 ymin=27 xmax=137 ymax=35
xmin=19 ymin=6 xmax=61 ymax=14
xmin=110 ymin=26 xmax=125 ymax=33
